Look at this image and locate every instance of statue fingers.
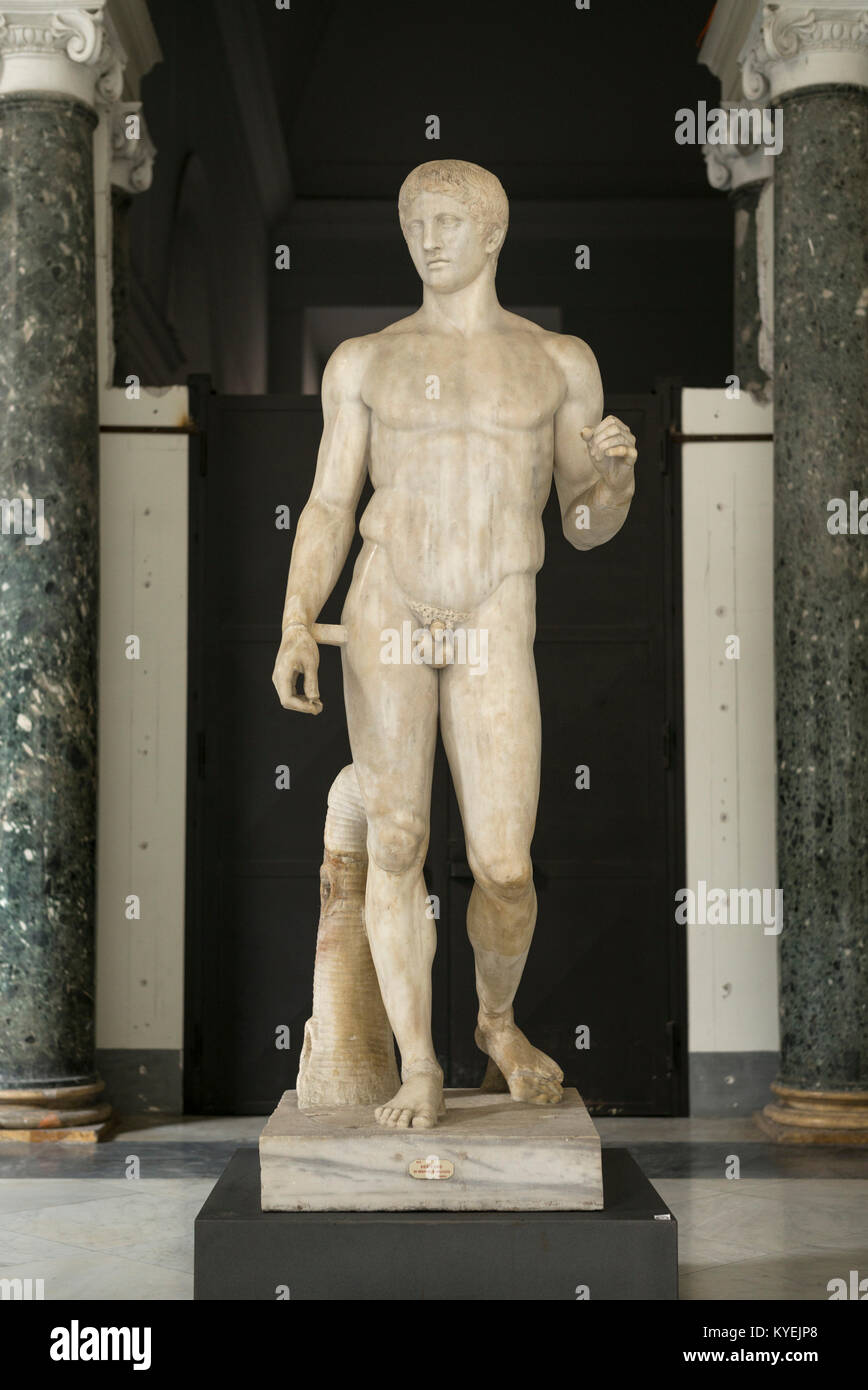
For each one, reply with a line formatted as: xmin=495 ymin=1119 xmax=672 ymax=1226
xmin=283 ymin=692 xmax=323 ymax=716
xmin=593 ymin=419 xmax=624 ymax=439
xmin=302 ymin=658 xmax=321 ymax=706
xmin=595 ymin=424 xmax=633 ymax=450
xmin=273 ymin=657 xmax=321 ymax=712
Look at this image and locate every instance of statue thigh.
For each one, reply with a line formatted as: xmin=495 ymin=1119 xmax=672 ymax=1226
xmin=341 ymin=542 xmax=439 ymax=873
xmin=439 ymin=572 xmax=541 ymax=895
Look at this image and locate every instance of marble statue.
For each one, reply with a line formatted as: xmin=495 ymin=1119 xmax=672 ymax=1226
xmin=273 ymin=160 xmax=637 ymax=1131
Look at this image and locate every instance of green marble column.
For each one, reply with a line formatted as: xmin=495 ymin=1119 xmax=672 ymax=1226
xmin=0 ymin=94 xmax=109 ymax=1135
xmin=761 ymin=84 xmax=868 ymax=1142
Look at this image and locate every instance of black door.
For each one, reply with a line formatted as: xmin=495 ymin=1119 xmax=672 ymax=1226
xmin=185 ymin=383 xmax=686 ymax=1114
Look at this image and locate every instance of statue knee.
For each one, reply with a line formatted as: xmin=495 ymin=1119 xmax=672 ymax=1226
xmin=471 ymin=853 xmax=534 ymax=902
xmin=367 ymin=813 xmax=427 ymax=875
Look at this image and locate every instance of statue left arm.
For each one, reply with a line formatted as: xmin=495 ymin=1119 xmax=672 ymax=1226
xmin=550 ymin=336 xmax=637 ymax=552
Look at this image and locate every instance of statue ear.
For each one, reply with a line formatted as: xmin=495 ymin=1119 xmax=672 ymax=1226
xmin=486 ymin=225 xmax=506 ymax=255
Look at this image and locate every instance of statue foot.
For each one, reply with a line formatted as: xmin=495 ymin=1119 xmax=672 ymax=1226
xmin=375 ymin=1072 xmax=445 ymax=1129
xmin=474 ymin=1017 xmax=563 ymax=1106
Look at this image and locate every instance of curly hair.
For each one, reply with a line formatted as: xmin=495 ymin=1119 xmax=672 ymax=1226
xmin=398 ymin=160 xmax=509 ymax=241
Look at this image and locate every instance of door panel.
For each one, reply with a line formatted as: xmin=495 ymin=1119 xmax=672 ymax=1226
xmin=186 ymin=396 xmax=362 ymax=1113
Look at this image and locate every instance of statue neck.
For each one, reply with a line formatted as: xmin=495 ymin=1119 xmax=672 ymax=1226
xmin=421 ymin=264 xmax=501 ymax=337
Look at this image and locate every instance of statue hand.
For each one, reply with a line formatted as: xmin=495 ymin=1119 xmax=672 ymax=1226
xmin=272 ymin=624 xmax=322 ymax=715
xmin=580 ymin=416 xmax=637 ymax=501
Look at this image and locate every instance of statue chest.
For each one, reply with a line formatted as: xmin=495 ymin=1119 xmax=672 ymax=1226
xmin=364 ymin=337 xmax=564 ymax=436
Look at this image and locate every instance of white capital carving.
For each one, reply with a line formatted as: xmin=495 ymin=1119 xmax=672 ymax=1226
xmin=51 ymin=8 xmax=101 ymax=62
xmin=110 ymin=98 xmax=154 ymax=191
xmin=0 ymin=2 xmax=110 ymax=104
xmin=741 ymin=3 xmax=868 ymax=100
xmin=703 ymin=135 xmax=775 ymax=191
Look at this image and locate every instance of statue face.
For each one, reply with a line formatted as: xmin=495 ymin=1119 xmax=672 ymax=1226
xmin=401 ymin=191 xmax=501 ymax=293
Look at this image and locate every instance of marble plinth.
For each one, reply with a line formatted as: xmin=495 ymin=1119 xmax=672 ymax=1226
xmin=260 ymin=1087 xmax=603 ymax=1212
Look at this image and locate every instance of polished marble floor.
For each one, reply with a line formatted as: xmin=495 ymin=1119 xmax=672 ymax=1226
xmin=0 ymin=1115 xmax=865 ymax=1300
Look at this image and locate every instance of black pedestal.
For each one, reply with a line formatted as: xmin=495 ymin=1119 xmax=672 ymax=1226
xmin=194 ymin=1147 xmax=677 ymax=1300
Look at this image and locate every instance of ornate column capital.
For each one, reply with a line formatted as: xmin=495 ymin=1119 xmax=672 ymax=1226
xmin=740 ymin=2 xmax=868 ymax=100
xmin=0 ymin=3 xmax=156 ymax=189
xmin=0 ymin=1 xmax=121 ymax=107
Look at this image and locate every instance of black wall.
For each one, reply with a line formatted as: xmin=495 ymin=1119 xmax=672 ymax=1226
xmin=134 ymin=0 xmax=732 ymax=398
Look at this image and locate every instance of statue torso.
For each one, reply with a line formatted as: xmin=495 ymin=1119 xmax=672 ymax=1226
xmin=358 ymin=320 xmax=567 ymax=613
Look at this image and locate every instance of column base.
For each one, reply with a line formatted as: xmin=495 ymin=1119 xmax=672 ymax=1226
xmin=0 ymin=1079 xmax=113 ymax=1143
xmin=756 ymin=1082 xmax=868 ymax=1145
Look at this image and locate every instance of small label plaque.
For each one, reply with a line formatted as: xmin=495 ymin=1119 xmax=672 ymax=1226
xmin=409 ymin=1155 xmax=454 ymax=1180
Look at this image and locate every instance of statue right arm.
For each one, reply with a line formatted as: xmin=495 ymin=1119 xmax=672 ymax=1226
xmin=272 ymin=339 xmax=371 ymax=713
xmin=281 ymin=338 xmax=371 ymax=630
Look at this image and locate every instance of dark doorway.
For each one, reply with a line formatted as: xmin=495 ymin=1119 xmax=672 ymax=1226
xmin=184 ymin=382 xmax=686 ymax=1114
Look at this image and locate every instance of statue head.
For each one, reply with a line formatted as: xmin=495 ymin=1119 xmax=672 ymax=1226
xmin=398 ymin=159 xmax=508 ymax=294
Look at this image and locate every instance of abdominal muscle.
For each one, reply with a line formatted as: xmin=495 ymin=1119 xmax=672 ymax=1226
xmin=359 ymin=485 xmax=545 ymax=615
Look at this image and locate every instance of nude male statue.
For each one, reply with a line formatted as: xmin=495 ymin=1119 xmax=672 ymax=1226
xmin=272 ymin=160 xmax=637 ymax=1130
